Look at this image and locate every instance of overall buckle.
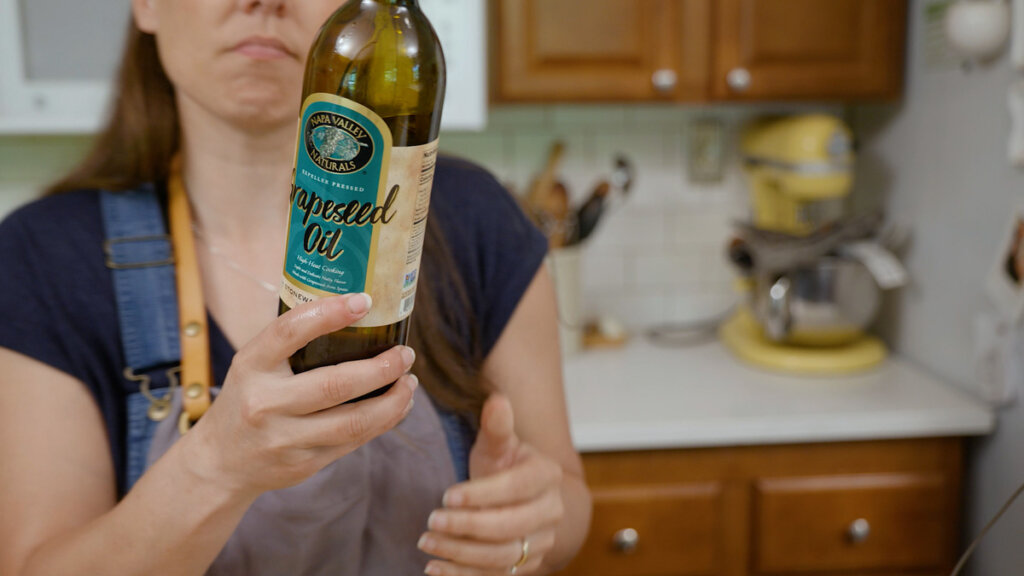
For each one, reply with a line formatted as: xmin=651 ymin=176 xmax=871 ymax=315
xmin=123 ymin=366 xmax=181 ymax=422
xmin=103 ymin=235 xmax=175 ymax=270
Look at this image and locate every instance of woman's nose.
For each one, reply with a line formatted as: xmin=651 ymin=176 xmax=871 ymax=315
xmin=239 ymin=0 xmax=285 ymax=16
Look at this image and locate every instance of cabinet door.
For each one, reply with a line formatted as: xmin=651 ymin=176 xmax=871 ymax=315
xmin=493 ymin=0 xmax=709 ymax=102
xmin=418 ymin=0 xmax=490 ymax=130
xmin=0 ymin=0 xmax=485 ymax=133
xmin=713 ymin=0 xmax=907 ymax=100
xmin=558 ymin=483 xmax=722 ymax=576
xmin=753 ymin=473 xmax=951 ymax=573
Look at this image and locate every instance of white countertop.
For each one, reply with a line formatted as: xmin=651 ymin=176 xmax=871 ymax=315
xmin=562 ymin=338 xmax=996 ymax=452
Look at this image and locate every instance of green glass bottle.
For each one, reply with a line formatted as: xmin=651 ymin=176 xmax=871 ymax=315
xmin=279 ymin=0 xmax=446 ymax=377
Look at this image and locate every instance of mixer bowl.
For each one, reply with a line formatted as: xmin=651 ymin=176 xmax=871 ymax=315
xmin=752 ymin=257 xmax=880 ymax=346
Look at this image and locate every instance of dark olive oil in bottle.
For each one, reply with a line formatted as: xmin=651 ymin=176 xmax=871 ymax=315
xmin=279 ymin=0 xmax=445 ymax=378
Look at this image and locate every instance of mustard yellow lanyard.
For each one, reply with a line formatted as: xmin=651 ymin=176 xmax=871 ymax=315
xmin=168 ymin=156 xmax=213 ymax=432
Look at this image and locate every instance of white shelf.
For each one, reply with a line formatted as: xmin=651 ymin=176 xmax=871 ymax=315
xmin=0 ymin=114 xmax=102 ymax=135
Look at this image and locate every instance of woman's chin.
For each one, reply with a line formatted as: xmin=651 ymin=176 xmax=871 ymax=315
xmin=230 ymin=105 xmax=296 ymax=133
xmin=221 ymin=97 xmax=299 ymax=134
xmin=219 ymin=77 xmax=302 ymax=132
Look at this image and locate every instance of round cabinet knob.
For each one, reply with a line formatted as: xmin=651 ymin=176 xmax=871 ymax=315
xmin=847 ymin=518 xmax=871 ymax=544
xmin=652 ymin=69 xmax=678 ymax=94
xmin=726 ymin=67 xmax=752 ymax=93
xmin=612 ymin=528 xmax=639 ymax=554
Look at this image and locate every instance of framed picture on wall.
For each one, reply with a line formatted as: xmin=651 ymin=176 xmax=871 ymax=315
xmin=986 ymin=204 xmax=1024 ymax=321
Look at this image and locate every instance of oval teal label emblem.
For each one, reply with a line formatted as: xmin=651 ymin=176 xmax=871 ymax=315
xmin=304 ymin=111 xmax=375 ymax=174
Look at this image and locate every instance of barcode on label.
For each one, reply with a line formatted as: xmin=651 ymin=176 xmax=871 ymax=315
xmin=400 ymin=294 xmax=416 ymax=317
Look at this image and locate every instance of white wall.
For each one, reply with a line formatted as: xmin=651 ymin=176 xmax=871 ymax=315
xmin=442 ymin=105 xmax=752 ymax=329
xmin=853 ymin=1 xmax=1024 ymax=573
xmin=0 ymin=136 xmax=92 ymax=214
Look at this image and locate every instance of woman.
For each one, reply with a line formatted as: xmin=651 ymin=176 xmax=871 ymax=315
xmin=0 ymin=1 xmax=591 ymax=575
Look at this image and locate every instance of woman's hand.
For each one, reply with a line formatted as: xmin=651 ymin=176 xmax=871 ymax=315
xmin=182 ymin=293 xmax=419 ymax=498
xmin=418 ymin=395 xmax=565 ymax=576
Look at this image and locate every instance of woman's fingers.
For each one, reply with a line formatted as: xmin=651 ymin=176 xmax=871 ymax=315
xmin=418 ymin=529 xmax=555 ymax=572
xmin=427 ymin=488 xmax=563 ymax=543
xmin=298 ymin=372 xmax=418 ymax=449
xmin=424 ymin=555 xmax=546 ymax=576
xmin=418 ymin=533 xmax=522 ymax=570
xmin=286 ymin=345 xmax=415 ymax=414
xmin=240 ymin=293 xmax=372 ymax=372
xmin=444 ymin=450 xmax=561 ymax=509
xmin=422 ymin=561 xmax=502 ymax=576
xmin=423 ymin=559 xmax=541 ymax=576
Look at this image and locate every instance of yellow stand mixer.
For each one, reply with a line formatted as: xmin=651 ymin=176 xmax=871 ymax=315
xmin=719 ymin=114 xmax=888 ymax=375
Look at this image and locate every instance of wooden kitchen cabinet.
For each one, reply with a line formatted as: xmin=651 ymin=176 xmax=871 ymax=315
xmin=754 ymin=474 xmax=951 ymax=573
xmin=712 ymin=0 xmax=907 ymax=100
xmin=491 ymin=0 xmax=711 ymax=102
xmin=570 ymin=483 xmax=722 ymax=576
xmin=557 ymin=438 xmax=962 ymax=576
xmin=491 ymin=0 xmax=906 ymax=103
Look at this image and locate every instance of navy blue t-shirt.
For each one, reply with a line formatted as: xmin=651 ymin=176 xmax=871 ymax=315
xmin=0 ymin=156 xmax=547 ymax=494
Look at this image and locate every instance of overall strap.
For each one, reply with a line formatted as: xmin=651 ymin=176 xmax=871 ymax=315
xmin=100 ymin=185 xmax=186 ymax=492
xmin=99 ymin=185 xmax=181 ymax=374
xmin=436 ymin=409 xmax=474 ymax=482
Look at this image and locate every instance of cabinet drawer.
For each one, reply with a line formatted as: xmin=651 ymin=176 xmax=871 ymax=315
xmin=561 ymin=483 xmax=721 ymax=576
xmin=753 ymin=473 xmax=949 ymax=573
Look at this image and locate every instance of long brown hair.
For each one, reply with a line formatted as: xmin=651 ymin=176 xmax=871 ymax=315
xmin=48 ymin=22 xmax=488 ymax=419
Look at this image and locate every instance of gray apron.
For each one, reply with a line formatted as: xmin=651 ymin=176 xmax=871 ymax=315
xmin=142 ymin=386 xmax=457 ymax=575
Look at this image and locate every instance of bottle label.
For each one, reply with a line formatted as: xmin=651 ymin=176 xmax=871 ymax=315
xmin=281 ymin=93 xmax=439 ymax=328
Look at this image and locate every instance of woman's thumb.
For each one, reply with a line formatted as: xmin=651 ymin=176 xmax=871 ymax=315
xmin=473 ymin=394 xmax=519 ymax=471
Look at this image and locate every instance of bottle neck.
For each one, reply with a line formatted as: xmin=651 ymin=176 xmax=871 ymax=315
xmin=368 ymin=0 xmax=419 ymax=6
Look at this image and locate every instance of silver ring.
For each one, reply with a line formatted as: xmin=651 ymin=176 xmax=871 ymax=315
xmin=509 ymin=538 xmax=529 ymax=574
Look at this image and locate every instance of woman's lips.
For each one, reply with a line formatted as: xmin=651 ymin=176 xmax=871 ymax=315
xmin=233 ymin=37 xmax=294 ymax=60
